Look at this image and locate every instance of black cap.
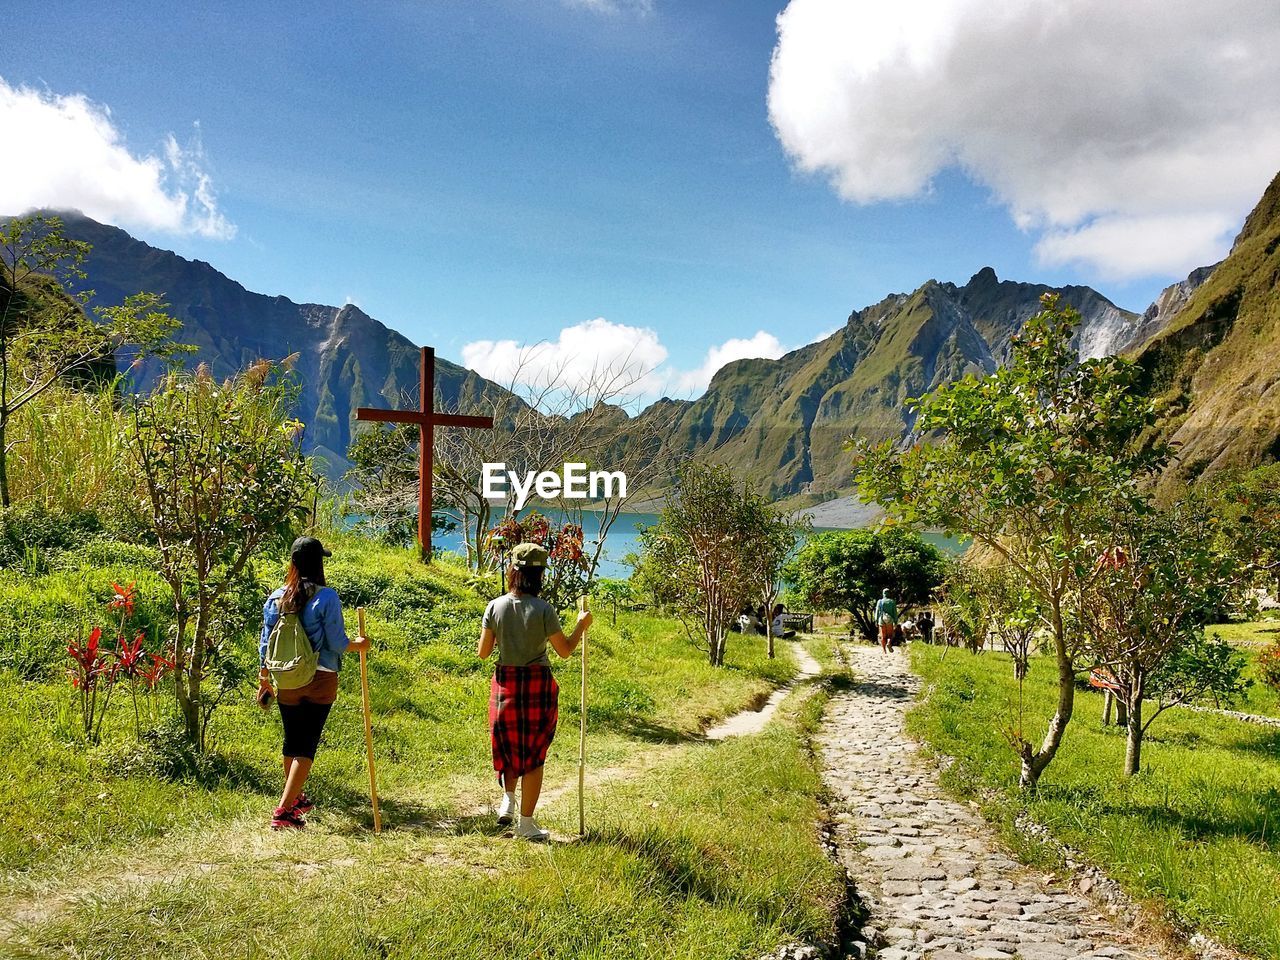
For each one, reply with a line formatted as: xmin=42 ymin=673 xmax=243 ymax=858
xmin=291 ymin=536 xmax=332 ymax=562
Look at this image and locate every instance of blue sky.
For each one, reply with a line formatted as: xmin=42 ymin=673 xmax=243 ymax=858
xmin=5 ymin=0 xmax=1278 ymax=399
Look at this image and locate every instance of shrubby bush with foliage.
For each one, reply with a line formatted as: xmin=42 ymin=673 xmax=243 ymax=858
xmin=1258 ymin=643 xmax=1280 ymax=692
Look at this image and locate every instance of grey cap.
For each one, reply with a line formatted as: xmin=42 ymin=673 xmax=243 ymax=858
xmin=511 ymin=542 xmax=548 ymax=568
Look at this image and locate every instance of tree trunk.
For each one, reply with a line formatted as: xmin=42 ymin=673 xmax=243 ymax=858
xmin=767 ymin=622 xmax=775 ymax=659
xmin=1019 ymin=610 xmax=1075 ymax=792
xmin=178 ymin=608 xmax=208 ymax=746
xmin=1124 ymin=682 xmax=1144 ymax=777
xmin=853 ymin=609 xmax=874 ymax=642
xmin=1115 ymin=695 xmax=1128 ymax=727
xmin=1102 ymin=690 xmax=1113 ymax=726
xmin=0 ymin=414 xmax=9 ymax=508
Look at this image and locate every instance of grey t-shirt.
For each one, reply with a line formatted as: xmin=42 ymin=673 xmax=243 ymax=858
xmin=482 ymin=592 xmax=562 ymax=666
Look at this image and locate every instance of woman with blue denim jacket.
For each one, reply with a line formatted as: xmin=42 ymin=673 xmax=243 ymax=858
xmin=257 ymin=536 xmax=368 ymax=830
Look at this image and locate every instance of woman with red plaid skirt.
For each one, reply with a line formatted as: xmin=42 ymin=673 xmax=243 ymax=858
xmin=478 ymin=542 xmax=592 ymax=841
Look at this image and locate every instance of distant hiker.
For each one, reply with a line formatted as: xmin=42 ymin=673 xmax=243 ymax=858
xmin=258 ymin=537 xmax=368 ymax=831
xmin=478 ymin=542 xmax=592 ymax=842
xmin=770 ymin=603 xmax=797 ymax=639
xmin=918 ymin=610 xmax=935 ymax=644
xmin=873 ymin=589 xmax=898 ymax=653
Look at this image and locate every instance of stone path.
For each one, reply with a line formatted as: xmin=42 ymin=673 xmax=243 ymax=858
xmin=819 ymin=645 xmax=1170 ymax=960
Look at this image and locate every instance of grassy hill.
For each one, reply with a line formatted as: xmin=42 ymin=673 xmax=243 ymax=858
xmin=0 ymin=532 xmax=843 ymax=959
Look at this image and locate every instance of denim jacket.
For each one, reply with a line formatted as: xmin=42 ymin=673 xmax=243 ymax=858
xmin=259 ymin=585 xmax=350 ymax=672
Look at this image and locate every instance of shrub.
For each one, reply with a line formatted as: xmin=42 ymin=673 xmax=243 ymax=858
xmin=1258 ymin=643 xmax=1280 ymax=692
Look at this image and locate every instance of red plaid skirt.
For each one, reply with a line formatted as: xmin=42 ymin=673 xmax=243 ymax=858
xmin=490 ymin=664 xmax=559 ymax=781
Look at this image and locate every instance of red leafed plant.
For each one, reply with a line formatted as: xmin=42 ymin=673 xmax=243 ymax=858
xmin=68 ymin=584 xmax=167 ymax=742
xmin=68 ymin=626 xmax=116 ymax=743
xmin=107 ymin=581 xmax=137 ymax=617
xmin=484 ymin=511 xmax=591 ymax=611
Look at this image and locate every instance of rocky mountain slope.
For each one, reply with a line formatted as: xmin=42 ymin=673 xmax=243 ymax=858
xmin=630 ymin=268 xmax=1145 ymax=498
xmin=1133 ymin=170 xmax=1280 ymax=494
xmin=41 ymin=192 xmax=1278 ymax=504
xmin=51 ymin=214 xmax=510 ymax=475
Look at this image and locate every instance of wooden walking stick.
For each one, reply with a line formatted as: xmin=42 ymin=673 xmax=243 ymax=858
xmin=577 ymin=595 xmax=590 ymax=837
xmin=356 ymin=608 xmax=382 ymax=834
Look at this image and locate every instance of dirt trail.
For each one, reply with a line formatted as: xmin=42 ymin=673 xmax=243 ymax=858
xmin=705 ymin=641 xmax=822 ymax=740
xmin=820 ymin=645 xmax=1172 ymax=960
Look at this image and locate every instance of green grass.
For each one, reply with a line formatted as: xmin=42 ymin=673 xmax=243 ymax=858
xmin=908 ymin=645 xmax=1280 ymax=960
xmin=5 ymin=688 xmax=841 ymax=960
xmin=0 ymin=534 xmax=835 ymax=958
xmin=1206 ymin=621 xmax=1280 ymax=718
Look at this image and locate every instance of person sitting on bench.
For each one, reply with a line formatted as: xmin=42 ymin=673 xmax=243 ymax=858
xmin=770 ymin=604 xmax=797 ymax=639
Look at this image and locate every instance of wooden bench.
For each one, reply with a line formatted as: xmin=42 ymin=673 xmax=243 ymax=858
xmin=779 ymin=612 xmax=814 ymax=633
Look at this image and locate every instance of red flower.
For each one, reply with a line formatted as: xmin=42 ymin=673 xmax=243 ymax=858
xmin=107 ymin=582 xmax=137 ymax=617
xmin=115 ymin=632 xmax=147 ymax=678
xmin=68 ymin=627 xmax=109 ymax=687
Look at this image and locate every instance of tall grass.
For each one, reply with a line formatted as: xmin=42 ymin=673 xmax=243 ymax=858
xmin=8 ymin=384 xmax=129 ymax=516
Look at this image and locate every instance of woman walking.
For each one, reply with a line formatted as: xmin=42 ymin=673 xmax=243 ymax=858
xmin=257 ymin=536 xmax=367 ymax=831
xmin=478 ymin=542 xmax=591 ymax=841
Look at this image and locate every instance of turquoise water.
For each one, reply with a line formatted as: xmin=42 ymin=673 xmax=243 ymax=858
xmin=433 ymin=509 xmax=966 ymax=580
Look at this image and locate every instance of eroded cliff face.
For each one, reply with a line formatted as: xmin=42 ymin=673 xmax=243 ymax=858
xmin=633 ymin=268 xmax=1139 ymax=498
xmin=1134 ymin=170 xmax=1280 ymax=494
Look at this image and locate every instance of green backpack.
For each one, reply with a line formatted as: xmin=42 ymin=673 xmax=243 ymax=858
xmin=265 ymin=611 xmax=319 ymax=691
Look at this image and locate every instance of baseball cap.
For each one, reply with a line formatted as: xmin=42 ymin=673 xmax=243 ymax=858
xmin=291 ymin=536 xmax=332 ymax=562
xmin=511 ymin=542 xmax=548 ymax=568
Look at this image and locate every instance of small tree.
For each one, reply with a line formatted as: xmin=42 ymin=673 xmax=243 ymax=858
xmin=128 ymin=362 xmax=314 ymax=748
xmin=1080 ymin=499 xmax=1244 ymax=775
xmin=343 ymin=422 xmax=455 ymax=546
xmin=595 ymin=578 xmax=634 ymax=626
xmin=635 ymin=461 xmax=756 ymax=666
xmin=855 ymin=294 xmax=1164 ymax=791
xmin=1213 ymin=463 xmax=1280 ymax=596
xmin=740 ymin=494 xmax=810 ymax=658
xmin=783 ymin=526 xmax=945 ymax=642
xmin=0 ymin=214 xmax=185 ymax=507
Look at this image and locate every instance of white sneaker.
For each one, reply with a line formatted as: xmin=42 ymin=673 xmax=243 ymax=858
xmin=497 ymin=792 xmax=516 ymax=825
xmin=515 ymin=816 xmax=550 ymax=842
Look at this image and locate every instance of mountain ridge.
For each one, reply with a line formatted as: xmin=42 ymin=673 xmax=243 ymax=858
xmin=33 ymin=212 xmax=512 ymax=475
xmin=23 ymin=200 xmax=1276 ymax=502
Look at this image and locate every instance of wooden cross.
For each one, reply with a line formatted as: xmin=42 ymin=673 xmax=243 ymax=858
xmin=356 ymin=346 xmax=494 ymax=560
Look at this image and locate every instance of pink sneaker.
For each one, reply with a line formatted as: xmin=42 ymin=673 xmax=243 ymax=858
xmin=271 ymin=806 xmax=306 ymax=831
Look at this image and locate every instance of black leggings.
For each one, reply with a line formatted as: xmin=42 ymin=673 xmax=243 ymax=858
xmin=279 ymin=700 xmax=333 ymax=760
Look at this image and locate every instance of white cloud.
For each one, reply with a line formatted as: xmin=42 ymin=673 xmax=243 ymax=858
xmin=462 ymin=317 xmax=669 ymax=398
xmin=461 ymin=319 xmax=787 ymax=404
xmin=672 ymin=331 xmax=786 ymax=393
xmin=561 ymin=0 xmax=653 ymax=13
xmin=0 ymin=78 xmax=234 ymax=239
xmin=767 ymin=0 xmax=1280 ymax=279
